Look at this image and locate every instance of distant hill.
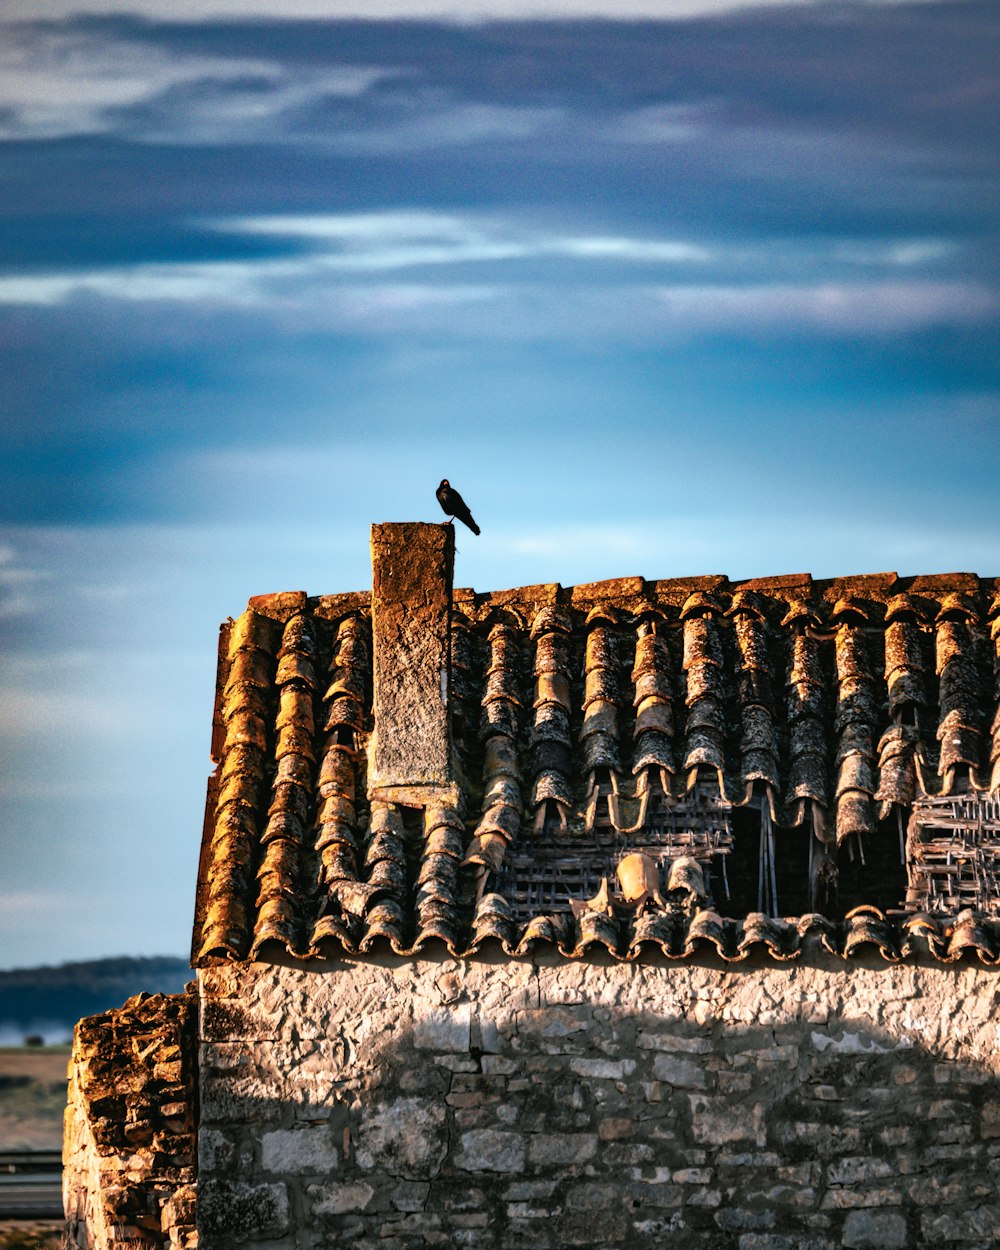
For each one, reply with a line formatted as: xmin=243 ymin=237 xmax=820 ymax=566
xmin=0 ymin=956 xmax=190 ymax=1044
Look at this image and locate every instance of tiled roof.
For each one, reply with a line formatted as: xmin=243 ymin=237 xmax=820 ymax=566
xmin=192 ymin=566 xmax=1000 ymax=967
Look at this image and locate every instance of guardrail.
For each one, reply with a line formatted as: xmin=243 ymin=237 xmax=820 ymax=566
xmin=0 ymin=1150 xmax=63 ymax=1219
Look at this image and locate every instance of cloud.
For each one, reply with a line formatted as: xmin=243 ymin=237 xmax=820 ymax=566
xmin=0 ymin=261 xmax=300 ymax=306
xmin=598 ymin=101 xmax=710 ymax=145
xmin=215 ymin=211 xmax=533 ymax=268
xmin=332 ymin=99 xmax=567 ymax=154
xmin=0 ymin=890 xmax=64 ymax=922
xmin=555 ymin=237 xmax=710 ymax=262
xmin=4 ymin=208 xmax=983 ymax=340
xmin=212 ymin=210 xmax=712 ymax=267
xmin=0 ymin=683 xmax=138 ymax=742
xmin=0 ymin=545 xmax=52 ymax=621
xmin=1 ymin=0 xmax=926 ymax=21
xmin=651 ymin=279 xmax=998 ymax=334
xmin=0 ymin=24 xmax=392 ymax=141
xmin=0 ymin=254 xmax=992 ymax=341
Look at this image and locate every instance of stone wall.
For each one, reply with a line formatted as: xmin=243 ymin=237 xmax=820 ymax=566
xmin=64 ymin=991 xmax=198 ymax=1250
xmin=198 ymin=954 xmax=1000 ymax=1250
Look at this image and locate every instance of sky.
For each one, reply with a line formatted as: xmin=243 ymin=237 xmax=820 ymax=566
xmin=1 ymin=0 xmax=998 ymax=969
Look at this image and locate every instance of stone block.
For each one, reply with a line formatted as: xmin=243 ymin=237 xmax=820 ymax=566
xmin=634 ymin=1213 xmax=687 ymax=1238
xmin=391 ymin=1180 xmax=430 ymax=1212
xmin=673 ymin=1167 xmax=712 ymax=1184
xmin=355 ymin=1097 xmax=448 ymax=1181
xmin=198 ymin=1128 xmax=235 ymax=1173
xmin=825 ymin=1156 xmax=893 ymax=1186
xmin=929 ymin=1099 xmax=965 ymax=1120
xmin=628 ymin=1181 xmax=684 ymax=1210
xmin=568 ymin=1058 xmax=635 ymax=1080
xmin=414 ymin=1005 xmax=471 ymax=1053
xmin=764 ymin=1183 xmax=816 ymax=1209
xmin=689 ymin=1095 xmax=756 ymax=1147
xmin=261 ymin=1125 xmax=339 ymax=1173
xmin=198 ymin=1179 xmax=290 ymax=1239
xmin=504 ymin=1181 xmax=558 ymax=1200
xmin=564 ymin=1181 xmax=620 ymax=1211
xmin=652 ymin=1054 xmax=707 ymax=1089
xmin=453 ymin=1129 xmax=526 ymax=1173
xmin=821 ymin=1187 xmax=901 ymax=1210
xmin=482 ymin=1055 xmax=518 ymax=1075
xmin=714 ymin=1207 xmax=776 ymax=1232
xmin=507 ymin=1202 xmax=554 ymax=1219
xmin=603 ymin=1143 xmax=654 ymax=1166
xmin=527 ymin=1134 xmax=598 ymax=1167
xmin=636 ymin=1032 xmax=712 ymax=1054
xmin=308 ymin=1180 xmax=375 ymax=1216
xmin=841 ymin=1208 xmax=907 ymax=1249
xmin=981 ymin=1100 xmax=1000 ymax=1139
xmin=518 ymin=1007 xmax=590 ymax=1037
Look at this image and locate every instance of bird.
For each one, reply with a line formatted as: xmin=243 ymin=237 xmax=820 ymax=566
xmin=436 ymin=479 xmax=480 ymax=535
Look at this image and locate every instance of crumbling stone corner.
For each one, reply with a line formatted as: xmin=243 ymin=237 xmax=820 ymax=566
xmin=63 ymin=990 xmax=198 ymax=1250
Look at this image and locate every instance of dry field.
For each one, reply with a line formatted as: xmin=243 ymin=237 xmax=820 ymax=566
xmin=0 ymin=1223 xmax=63 ymax=1250
xmin=0 ymin=1050 xmax=69 ymax=1152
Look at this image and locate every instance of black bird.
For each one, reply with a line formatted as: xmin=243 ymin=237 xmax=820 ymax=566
xmin=436 ymin=479 xmax=480 ymax=535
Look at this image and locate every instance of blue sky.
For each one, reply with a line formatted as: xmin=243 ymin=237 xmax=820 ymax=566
xmin=1 ymin=0 xmax=998 ymax=968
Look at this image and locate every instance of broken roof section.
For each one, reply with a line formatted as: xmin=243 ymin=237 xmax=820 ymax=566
xmin=191 ymin=523 xmax=1000 ymax=968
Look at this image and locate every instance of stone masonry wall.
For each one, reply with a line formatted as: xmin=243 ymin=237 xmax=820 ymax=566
xmin=198 ymin=955 xmax=1000 ymax=1250
xmin=64 ymin=991 xmax=199 ymax=1250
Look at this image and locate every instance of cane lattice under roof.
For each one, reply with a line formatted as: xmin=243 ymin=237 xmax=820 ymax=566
xmin=192 ymin=569 xmax=1000 ymax=968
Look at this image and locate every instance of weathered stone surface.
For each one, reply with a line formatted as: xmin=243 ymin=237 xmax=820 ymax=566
xmin=454 ymin=1129 xmax=527 ymax=1173
xmin=355 ymin=1097 xmax=448 ymax=1180
xmin=568 ymin=1057 xmax=636 ymax=1080
xmin=194 ymin=959 xmax=1000 ymax=1250
xmin=369 ymin=522 xmax=456 ymax=803
xmin=308 ymin=1179 xmax=375 ymax=1216
xmin=689 ymin=1094 xmax=759 ymax=1146
xmin=198 ymin=1179 xmax=290 ymax=1239
xmin=64 ymin=991 xmax=198 ymax=1250
xmin=652 ymin=1053 xmax=708 ymax=1089
xmin=260 ymin=1125 xmax=339 ymax=1173
xmin=527 ymin=1133 xmax=598 ymax=1167
xmin=980 ymin=1099 xmax=1000 ymax=1138
xmin=826 ymin=1156 xmax=894 ymax=1186
xmin=391 ymin=1180 xmax=430 ymax=1212
xmin=414 ymin=1003 xmax=471 ymax=1052
xmin=841 ymin=1208 xmax=908 ymax=1248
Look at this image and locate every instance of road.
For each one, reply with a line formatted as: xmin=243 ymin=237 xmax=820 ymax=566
xmin=0 ymin=1151 xmax=63 ymax=1219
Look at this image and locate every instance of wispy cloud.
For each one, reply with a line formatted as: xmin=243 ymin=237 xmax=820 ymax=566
xmin=0 ymin=545 xmax=52 ymax=620
xmin=0 ymin=684 xmax=139 ymax=741
xmin=598 ymin=101 xmax=710 ymax=145
xmin=213 ymin=211 xmax=712 ymax=267
xmin=651 ymin=280 xmax=998 ymax=334
xmin=0 ymin=259 xmax=991 ymax=341
xmin=333 ymin=99 xmax=566 ymax=154
xmin=0 ymin=890 xmax=64 ymax=922
xmin=4 ymin=208 xmax=983 ymax=344
xmin=3 ymin=0 xmax=906 ymax=20
xmin=0 ymin=25 xmax=391 ymax=141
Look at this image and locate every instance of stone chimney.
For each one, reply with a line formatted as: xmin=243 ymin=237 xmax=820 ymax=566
xmin=367 ymin=521 xmax=460 ymax=807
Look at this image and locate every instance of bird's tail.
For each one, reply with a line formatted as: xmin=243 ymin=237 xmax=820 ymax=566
xmin=470 ymin=520 xmax=481 ymax=536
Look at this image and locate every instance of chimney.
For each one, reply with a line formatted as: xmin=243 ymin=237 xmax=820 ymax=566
xmin=367 ymin=522 xmax=460 ymax=807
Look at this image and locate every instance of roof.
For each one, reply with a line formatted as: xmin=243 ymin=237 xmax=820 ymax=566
xmin=191 ymin=528 xmax=1000 ymax=968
